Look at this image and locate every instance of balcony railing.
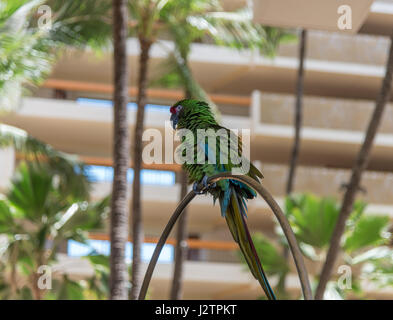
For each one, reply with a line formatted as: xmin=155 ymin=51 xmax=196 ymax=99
xmin=43 ymin=79 xmax=251 ymax=107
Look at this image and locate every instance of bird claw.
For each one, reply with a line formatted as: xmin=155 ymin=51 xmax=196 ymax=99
xmin=192 ymin=182 xmax=205 ymax=194
xmin=193 ymin=175 xmax=216 ymax=195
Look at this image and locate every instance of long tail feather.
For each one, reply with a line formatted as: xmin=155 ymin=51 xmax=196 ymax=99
xmin=224 ymin=188 xmax=276 ymax=300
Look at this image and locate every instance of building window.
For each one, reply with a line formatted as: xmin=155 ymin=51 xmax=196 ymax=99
xmin=85 ymin=165 xmax=175 ymax=186
xmin=67 ymin=239 xmax=174 ymax=263
xmin=76 ymin=98 xmax=169 ymax=113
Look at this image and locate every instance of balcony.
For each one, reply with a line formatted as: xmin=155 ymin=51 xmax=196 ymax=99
xmin=252 ymin=0 xmax=374 ymax=34
xmin=278 ymin=30 xmax=390 ymax=67
xmin=256 ymin=93 xmax=393 ymax=134
xmin=251 ymin=91 xmax=393 ymax=171
xmin=3 ymin=91 xmax=393 ymax=173
xmin=48 ymin=34 xmax=393 ymax=102
xmin=0 ymin=96 xmax=249 ymax=158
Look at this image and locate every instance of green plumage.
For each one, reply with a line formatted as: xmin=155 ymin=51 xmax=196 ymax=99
xmin=171 ymin=99 xmax=276 ymax=300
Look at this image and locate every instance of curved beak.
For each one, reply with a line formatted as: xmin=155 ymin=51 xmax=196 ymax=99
xmin=170 ymin=113 xmax=178 ymax=130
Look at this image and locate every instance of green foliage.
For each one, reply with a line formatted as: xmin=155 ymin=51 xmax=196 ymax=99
xmin=344 ymin=215 xmax=390 ymax=253
xmin=50 ymin=275 xmax=85 ymax=300
xmin=44 ymin=0 xmax=112 ymax=50
xmin=158 ymin=0 xmax=295 ymax=54
xmin=362 ymin=252 xmax=393 ymax=288
xmin=0 ymin=0 xmax=112 ymax=178
xmin=151 ymin=71 xmax=182 ymax=89
xmin=263 ymin=27 xmax=297 ymax=57
xmin=0 ymin=0 xmax=113 ymax=112
xmin=284 ymin=194 xmax=389 ymax=255
xmin=0 ymin=0 xmax=53 ymax=111
xmin=84 ymin=254 xmax=110 ymax=299
xmin=244 ymin=193 xmax=393 ymax=299
xmin=149 ymin=0 xmax=295 ymax=119
xmin=0 ymin=124 xmax=91 ymax=200
xmin=350 ymin=246 xmax=393 ymax=289
xmin=285 ymin=193 xmax=340 ymax=249
xmin=0 ymin=162 xmax=109 ymax=299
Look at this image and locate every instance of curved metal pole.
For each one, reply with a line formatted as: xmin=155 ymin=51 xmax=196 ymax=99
xmin=138 ymin=173 xmax=313 ymax=300
xmin=138 ymin=190 xmax=196 ymax=300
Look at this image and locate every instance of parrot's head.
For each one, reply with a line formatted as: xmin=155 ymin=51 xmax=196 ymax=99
xmin=170 ymin=99 xmax=214 ymax=130
xmin=169 ymin=100 xmax=185 ymax=130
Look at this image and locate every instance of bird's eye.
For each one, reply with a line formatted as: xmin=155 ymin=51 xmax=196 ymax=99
xmin=170 ymin=105 xmax=183 ymax=114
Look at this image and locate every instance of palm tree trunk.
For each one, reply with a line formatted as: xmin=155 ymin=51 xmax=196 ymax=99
xmin=286 ymin=29 xmax=307 ymax=195
xmin=109 ymin=0 xmax=130 ymax=300
xmin=281 ymin=29 xmax=307 ymax=296
xmin=315 ymin=31 xmax=393 ymax=300
xmin=130 ymin=36 xmax=152 ymax=300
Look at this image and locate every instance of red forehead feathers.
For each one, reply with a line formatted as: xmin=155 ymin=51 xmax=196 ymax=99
xmin=170 ymin=106 xmax=176 ymax=114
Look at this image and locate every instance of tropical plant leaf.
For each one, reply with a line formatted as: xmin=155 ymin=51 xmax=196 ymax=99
xmin=0 ymin=198 xmax=15 ymax=232
xmin=7 ymin=162 xmax=54 ymax=222
xmin=44 ymin=0 xmax=112 ymax=50
xmin=0 ymin=124 xmax=91 ymax=200
xmin=351 ymin=246 xmax=393 ymax=265
xmin=285 ymin=194 xmax=340 ymax=248
xmin=83 ymin=254 xmax=110 ymax=299
xmin=54 ymin=275 xmax=85 ymax=300
xmin=344 ymin=215 xmax=390 ymax=253
xmin=0 ymin=0 xmax=54 ymax=108
xmin=361 ymin=255 xmax=393 ymax=288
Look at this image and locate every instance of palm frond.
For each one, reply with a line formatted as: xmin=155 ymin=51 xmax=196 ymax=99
xmin=44 ymin=0 xmax=112 ymax=50
xmin=152 ymin=0 xmax=294 ymax=124
xmin=0 ymin=0 xmax=53 ymax=112
xmin=0 ymin=0 xmax=44 ymax=30
xmin=0 ymin=124 xmax=90 ymax=199
xmin=188 ymin=8 xmax=295 ymax=56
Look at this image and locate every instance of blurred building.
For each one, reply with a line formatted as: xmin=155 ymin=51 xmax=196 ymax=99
xmin=1 ymin=0 xmax=393 ymax=299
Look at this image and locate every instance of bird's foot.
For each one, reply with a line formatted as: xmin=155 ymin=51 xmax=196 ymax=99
xmin=192 ymin=175 xmax=216 ymax=195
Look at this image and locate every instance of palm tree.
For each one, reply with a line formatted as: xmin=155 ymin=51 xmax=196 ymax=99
xmin=45 ymin=0 xmax=112 ymax=50
xmin=110 ymin=0 xmax=130 ymax=300
xmin=0 ymin=0 xmax=112 ymax=112
xmin=128 ymin=0 xmax=154 ymax=300
xmin=315 ymin=31 xmax=393 ymax=300
xmin=286 ymin=29 xmax=307 ymax=195
xmin=280 ymin=28 xmax=307 ymax=294
xmin=1 ymin=1 xmax=128 ymax=299
xmin=0 ymin=0 xmax=111 ymax=183
xmin=0 ymin=161 xmax=108 ymax=299
xmin=1 ymin=0 xmax=138 ymax=300
xmin=0 ymin=0 xmax=52 ymax=112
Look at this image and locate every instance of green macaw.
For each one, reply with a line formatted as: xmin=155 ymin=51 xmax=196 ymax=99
xmin=170 ymin=99 xmax=276 ymax=300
